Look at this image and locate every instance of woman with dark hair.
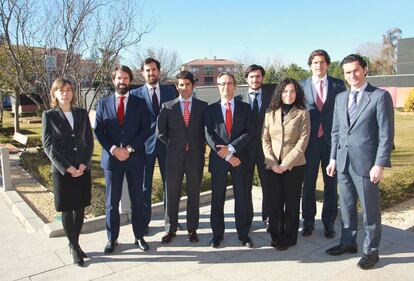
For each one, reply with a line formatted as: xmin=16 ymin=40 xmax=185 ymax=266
xmin=262 ymin=78 xmax=310 ymax=250
xmin=42 ymin=78 xmax=94 ymax=266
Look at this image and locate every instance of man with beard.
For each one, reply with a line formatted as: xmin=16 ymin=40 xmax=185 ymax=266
xmin=131 ymin=58 xmax=176 ymax=233
xmin=95 ymin=65 xmax=151 ymax=253
xmin=238 ymin=64 xmax=272 ymax=229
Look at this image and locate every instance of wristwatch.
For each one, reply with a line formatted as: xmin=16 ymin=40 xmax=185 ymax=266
xmin=126 ymin=145 xmax=135 ymax=153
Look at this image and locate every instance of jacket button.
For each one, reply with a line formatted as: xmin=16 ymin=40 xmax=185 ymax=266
xmin=74 ymin=147 xmax=77 ymax=151
xmin=72 ymin=134 xmax=75 ymax=137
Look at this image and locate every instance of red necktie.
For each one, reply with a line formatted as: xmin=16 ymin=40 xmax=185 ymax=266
xmin=316 ymin=80 xmax=324 ymax=138
xmin=117 ymin=96 xmax=125 ymax=125
xmin=183 ymin=100 xmax=190 ymax=127
xmin=225 ymin=102 xmax=232 ymax=137
xmin=183 ymin=100 xmax=190 ymax=151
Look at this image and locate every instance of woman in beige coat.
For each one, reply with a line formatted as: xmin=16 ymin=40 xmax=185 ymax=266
xmin=262 ymin=78 xmax=310 ymax=250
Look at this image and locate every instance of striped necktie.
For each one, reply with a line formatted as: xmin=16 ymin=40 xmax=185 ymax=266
xmin=348 ymin=90 xmax=359 ymax=124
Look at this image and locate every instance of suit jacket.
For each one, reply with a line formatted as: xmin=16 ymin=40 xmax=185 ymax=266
xmin=330 ymin=83 xmax=394 ymax=176
xmin=42 ymin=107 xmax=94 ymax=175
xmin=130 ymin=85 xmax=176 ymax=154
xmin=94 ymin=94 xmax=151 ymax=170
xmin=204 ymin=100 xmax=254 ymax=172
xmin=157 ymin=97 xmax=208 ymax=171
xmin=300 ymin=76 xmax=346 ymax=144
xmin=262 ymin=106 xmax=310 ymax=170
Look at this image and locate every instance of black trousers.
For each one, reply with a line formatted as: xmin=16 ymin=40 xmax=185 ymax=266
xmin=267 ymin=165 xmax=304 ymax=246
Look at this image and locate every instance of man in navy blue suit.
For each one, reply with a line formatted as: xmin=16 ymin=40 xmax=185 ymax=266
xmin=300 ymin=50 xmax=346 ymax=238
xmin=95 ymin=65 xmax=151 ymax=253
xmin=130 ymin=58 xmax=176 ymax=233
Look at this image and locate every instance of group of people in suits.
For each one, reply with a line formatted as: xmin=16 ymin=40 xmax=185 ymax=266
xmin=42 ymin=51 xmax=394 ymax=269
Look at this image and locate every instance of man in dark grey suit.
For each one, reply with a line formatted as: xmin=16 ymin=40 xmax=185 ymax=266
xmin=239 ymin=64 xmax=272 ymax=228
xmin=204 ymin=72 xmax=254 ymax=248
xmin=156 ymin=71 xmax=208 ymax=244
xmin=300 ymin=50 xmax=346 ymax=238
xmin=326 ymin=54 xmax=394 ymax=269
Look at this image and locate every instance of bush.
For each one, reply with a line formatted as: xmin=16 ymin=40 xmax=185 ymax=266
xmin=403 ymin=89 xmax=414 ymax=112
xmin=379 ymin=167 xmax=414 ymax=210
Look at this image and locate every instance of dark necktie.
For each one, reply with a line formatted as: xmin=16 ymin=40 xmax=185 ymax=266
xmin=225 ymin=102 xmax=232 ymax=137
xmin=117 ymin=96 xmax=125 ymax=125
xmin=316 ymin=80 xmax=324 ymax=137
xmin=152 ymin=87 xmax=159 ymax=116
xmin=252 ymin=92 xmax=259 ymax=113
xmin=348 ymin=90 xmax=359 ymax=124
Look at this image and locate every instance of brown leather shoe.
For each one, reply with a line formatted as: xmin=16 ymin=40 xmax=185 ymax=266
xmin=188 ymin=231 xmax=199 ymax=242
xmin=161 ymin=232 xmax=176 ymax=244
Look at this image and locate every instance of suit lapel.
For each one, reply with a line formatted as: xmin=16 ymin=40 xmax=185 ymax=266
xmin=283 ymin=106 xmax=299 ymax=126
xmin=214 ymin=102 xmax=229 ymax=142
xmin=56 ymin=108 xmax=74 ymax=131
xmin=141 ymin=86 xmax=155 ymax=116
xmin=305 ymin=78 xmax=317 ymax=106
xmin=173 ymin=99 xmax=186 ymax=129
xmin=324 ymin=76 xmax=335 ymax=112
xmin=108 ymin=94 xmax=120 ymax=128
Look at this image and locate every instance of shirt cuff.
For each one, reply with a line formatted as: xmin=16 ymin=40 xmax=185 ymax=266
xmin=329 ymin=159 xmax=336 ymax=165
xmin=228 ymin=144 xmax=235 ymax=153
xmin=110 ymin=145 xmax=117 ymax=155
xmin=225 ymin=153 xmax=233 ymax=162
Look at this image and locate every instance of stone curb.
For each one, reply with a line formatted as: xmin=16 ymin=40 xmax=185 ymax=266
xmin=2 ymin=182 xmax=234 ymax=238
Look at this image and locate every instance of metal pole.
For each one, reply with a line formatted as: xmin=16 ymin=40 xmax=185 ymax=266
xmin=0 ymin=147 xmax=12 ymax=191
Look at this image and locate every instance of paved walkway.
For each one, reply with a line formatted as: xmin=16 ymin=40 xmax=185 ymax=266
xmin=1 ymin=187 xmax=414 ymax=281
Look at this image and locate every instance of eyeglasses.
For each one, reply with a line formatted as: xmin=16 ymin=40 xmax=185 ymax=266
xmin=217 ymin=82 xmax=234 ymax=86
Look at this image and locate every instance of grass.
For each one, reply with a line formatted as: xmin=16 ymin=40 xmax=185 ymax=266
xmin=2 ymin=110 xmax=413 ymax=216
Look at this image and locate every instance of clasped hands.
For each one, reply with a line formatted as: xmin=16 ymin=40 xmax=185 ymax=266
xmin=271 ymin=163 xmax=287 ymax=174
xmin=216 ymin=144 xmax=240 ymax=167
xmin=66 ymin=164 xmax=87 ymax=177
xmin=112 ymin=147 xmax=131 ymax=161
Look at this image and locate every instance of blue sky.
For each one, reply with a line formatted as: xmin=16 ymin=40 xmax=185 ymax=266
xmin=123 ymin=0 xmax=414 ymax=68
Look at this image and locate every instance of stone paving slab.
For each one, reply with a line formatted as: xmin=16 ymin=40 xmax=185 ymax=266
xmin=1 ymin=189 xmax=414 ymax=281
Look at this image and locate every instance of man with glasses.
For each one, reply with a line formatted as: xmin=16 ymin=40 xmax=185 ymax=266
xmin=204 ymin=72 xmax=254 ymax=248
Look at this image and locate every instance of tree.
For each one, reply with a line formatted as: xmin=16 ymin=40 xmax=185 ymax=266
xmin=0 ymin=0 xmax=152 ymax=132
xmin=133 ymin=47 xmax=182 ymax=84
xmin=283 ymin=64 xmax=309 ymax=81
xmin=328 ymin=61 xmax=344 ymax=80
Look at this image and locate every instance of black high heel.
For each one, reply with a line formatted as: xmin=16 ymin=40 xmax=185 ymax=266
xmin=72 ymin=247 xmax=84 ymax=266
xmin=69 ymin=243 xmax=87 ymax=258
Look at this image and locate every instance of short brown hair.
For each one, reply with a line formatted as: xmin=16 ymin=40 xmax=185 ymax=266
xmin=307 ymin=49 xmax=331 ymax=66
xmin=217 ymin=72 xmax=236 ymax=86
xmin=50 ymin=78 xmax=77 ymax=108
xmin=112 ymin=65 xmax=134 ymax=81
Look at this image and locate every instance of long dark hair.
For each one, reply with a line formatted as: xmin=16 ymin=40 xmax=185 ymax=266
xmin=269 ymin=78 xmax=306 ymax=111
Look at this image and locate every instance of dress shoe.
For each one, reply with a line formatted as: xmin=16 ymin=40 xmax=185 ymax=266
xmin=326 ymin=243 xmax=358 ymax=255
xmin=69 ymin=243 xmax=87 ymax=258
xmin=104 ymin=240 xmax=118 ymax=254
xmin=144 ymin=226 xmax=149 ymax=235
xmin=188 ymin=231 xmax=199 ymax=243
xmin=241 ymin=236 xmax=254 ymax=248
xmin=270 ymin=241 xmax=278 ymax=248
xmin=71 ymin=247 xmax=84 ymax=266
xmin=135 ymin=238 xmax=149 ymax=251
xmin=302 ymin=227 xmax=312 ymax=237
xmin=161 ymin=232 xmax=176 ymax=244
xmin=209 ymin=237 xmax=222 ymax=248
xmin=276 ymin=243 xmax=289 ymax=251
xmin=324 ymin=228 xmax=336 ymax=239
xmin=357 ymin=252 xmax=379 ymax=269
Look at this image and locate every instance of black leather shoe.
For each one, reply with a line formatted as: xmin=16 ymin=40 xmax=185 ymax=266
xmin=276 ymin=243 xmax=289 ymax=251
xmin=72 ymin=247 xmax=84 ymax=266
xmin=241 ymin=236 xmax=254 ymax=248
xmin=324 ymin=228 xmax=336 ymax=239
xmin=357 ymin=252 xmax=379 ymax=269
xmin=326 ymin=244 xmax=358 ymax=255
xmin=209 ymin=237 xmax=222 ymax=248
xmin=104 ymin=240 xmax=118 ymax=254
xmin=188 ymin=231 xmax=199 ymax=243
xmin=135 ymin=238 xmax=149 ymax=251
xmin=270 ymin=241 xmax=278 ymax=248
xmin=302 ymin=227 xmax=312 ymax=236
xmin=161 ymin=232 xmax=176 ymax=244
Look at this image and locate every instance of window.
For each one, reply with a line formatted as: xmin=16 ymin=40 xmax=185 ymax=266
xmin=204 ymin=76 xmax=214 ymax=85
xmin=204 ymin=65 xmax=213 ymax=75
xmin=218 ymin=67 xmax=223 ymax=71
xmin=192 ymin=67 xmax=199 ymax=73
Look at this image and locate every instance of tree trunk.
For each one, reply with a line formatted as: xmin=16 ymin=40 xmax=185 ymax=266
xmin=14 ymin=89 xmax=21 ymax=133
xmin=0 ymin=92 xmax=3 ymax=127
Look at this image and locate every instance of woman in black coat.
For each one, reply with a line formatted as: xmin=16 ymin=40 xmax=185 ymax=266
xmin=42 ymin=78 xmax=94 ymax=266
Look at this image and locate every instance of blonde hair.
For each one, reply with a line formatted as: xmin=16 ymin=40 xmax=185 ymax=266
xmin=50 ymin=78 xmax=77 ymax=108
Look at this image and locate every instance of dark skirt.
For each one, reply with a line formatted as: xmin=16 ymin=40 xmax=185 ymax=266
xmin=52 ymin=170 xmax=92 ymax=212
